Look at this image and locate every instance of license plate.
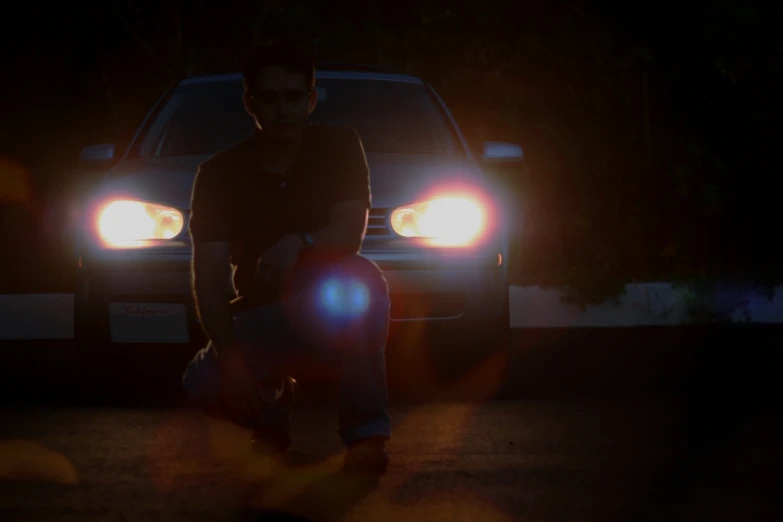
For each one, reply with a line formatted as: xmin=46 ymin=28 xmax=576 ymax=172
xmin=109 ymin=302 xmax=189 ymax=343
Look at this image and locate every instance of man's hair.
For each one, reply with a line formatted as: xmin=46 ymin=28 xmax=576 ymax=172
xmin=243 ymin=41 xmax=316 ymax=94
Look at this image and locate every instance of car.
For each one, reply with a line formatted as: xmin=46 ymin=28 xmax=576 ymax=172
xmin=73 ymin=65 xmax=523 ymax=350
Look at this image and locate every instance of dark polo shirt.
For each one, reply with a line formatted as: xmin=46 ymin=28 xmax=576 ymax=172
xmin=189 ymin=123 xmax=371 ymax=300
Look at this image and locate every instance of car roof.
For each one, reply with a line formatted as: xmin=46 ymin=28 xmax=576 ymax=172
xmin=179 ymin=69 xmax=424 ymax=86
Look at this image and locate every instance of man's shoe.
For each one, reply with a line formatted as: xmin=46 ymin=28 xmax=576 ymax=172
xmin=343 ymin=436 xmax=389 ymax=475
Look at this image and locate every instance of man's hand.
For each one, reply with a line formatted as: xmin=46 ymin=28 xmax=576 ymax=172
xmin=258 ymin=233 xmax=304 ymax=289
xmin=216 ymin=344 xmax=264 ymax=418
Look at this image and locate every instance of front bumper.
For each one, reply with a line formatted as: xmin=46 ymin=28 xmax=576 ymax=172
xmin=76 ymin=244 xmax=508 ymax=343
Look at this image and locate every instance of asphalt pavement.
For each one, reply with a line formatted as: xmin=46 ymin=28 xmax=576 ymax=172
xmin=1 ymin=325 xmax=782 ymax=521
xmin=1 ymin=399 xmax=780 ymax=522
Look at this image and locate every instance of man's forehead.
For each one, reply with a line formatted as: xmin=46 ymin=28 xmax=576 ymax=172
xmin=254 ymin=66 xmax=309 ymax=91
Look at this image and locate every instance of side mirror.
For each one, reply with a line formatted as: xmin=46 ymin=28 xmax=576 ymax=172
xmin=79 ymin=143 xmax=116 ymax=164
xmin=482 ymin=141 xmax=524 ymax=162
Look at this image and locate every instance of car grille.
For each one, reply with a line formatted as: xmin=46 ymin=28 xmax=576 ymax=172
xmin=366 ymin=207 xmax=391 ymax=237
xmin=389 ymin=292 xmax=466 ymax=320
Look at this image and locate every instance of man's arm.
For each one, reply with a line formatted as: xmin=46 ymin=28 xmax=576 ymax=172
xmin=307 ymin=128 xmax=371 ymax=253
xmin=192 ymin=241 xmax=235 ymax=350
xmin=189 ymin=163 xmax=235 ymax=352
xmin=309 ymin=201 xmax=368 ymax=253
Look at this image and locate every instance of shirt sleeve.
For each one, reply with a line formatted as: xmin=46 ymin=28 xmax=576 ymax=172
xmin=188 ymin=162 xmax=232 ymax=243
xmin=326 ymin=127 xmax=372 ymax=209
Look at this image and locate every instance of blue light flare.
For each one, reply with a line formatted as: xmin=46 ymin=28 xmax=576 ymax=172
xmin=318 ymin=277 xmax=370 ymax=318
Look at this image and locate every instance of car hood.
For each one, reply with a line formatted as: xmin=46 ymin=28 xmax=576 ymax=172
xmin=97 ymin=153 xmax=487 ymax=210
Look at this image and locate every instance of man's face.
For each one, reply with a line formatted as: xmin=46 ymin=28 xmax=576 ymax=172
xmin=244 ymin=65 xmax=317 ymax=141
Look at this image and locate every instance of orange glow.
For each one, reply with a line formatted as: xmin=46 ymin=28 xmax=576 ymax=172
xmin=0 ymin=440 xmax=79 ymax=485
xmin=0 ymin=157 xmax=31 ymax=204
xmin=391 ymin=196 xmax=487 ymax=247
xmin=97 ymin=199 xmax=184 ymax=247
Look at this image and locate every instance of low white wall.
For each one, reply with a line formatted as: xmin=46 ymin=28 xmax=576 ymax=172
xmin=510 ymin=283 xmax=783 ymax=328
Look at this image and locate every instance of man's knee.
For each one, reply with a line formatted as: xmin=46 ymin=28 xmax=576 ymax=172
xmin=330 ymin=254 xmax=388 ymax=296
xmin=293 ymin=254 xmax=389 ymax=343
xmin=316 ymin=254 xmax=389 ymax=313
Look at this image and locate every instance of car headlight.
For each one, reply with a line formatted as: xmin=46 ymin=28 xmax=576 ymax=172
xmin=390 ymin=196 xmax=486 ymax=246
xmin=97 ymin=199 xmax=184 ymax=247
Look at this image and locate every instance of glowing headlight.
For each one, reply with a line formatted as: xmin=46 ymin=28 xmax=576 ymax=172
xmin=390 ymin=197 xmax=485 ymax=246
xmin=97 ymin=199 xmax=184 ymax=246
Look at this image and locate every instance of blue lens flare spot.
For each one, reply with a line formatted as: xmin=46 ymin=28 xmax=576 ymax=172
xmin=347 ymin=279 xmax=370 ymax=315
xmin=318 ymin=277 xmax=370 ymax=318
xmin=321 ymin=279 xmax=343 ymax=311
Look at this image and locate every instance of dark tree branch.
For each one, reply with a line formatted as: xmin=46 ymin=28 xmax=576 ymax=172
xmin=99 ymin=62 xmax=121 ymax=130
xmin=111 ymin=0 xmax=174 ymax=76
xmin=251 ymin=1 xmax=265 ymax=46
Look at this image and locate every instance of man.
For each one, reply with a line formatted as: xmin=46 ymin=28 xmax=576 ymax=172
xmin=181 ymin=41 xmax=391 ymax=475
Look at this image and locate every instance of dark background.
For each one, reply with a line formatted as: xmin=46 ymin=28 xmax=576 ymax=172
xmin=1 ymin=4 xmax=782 ymax=519
xmin=1 ymin=0 xmax=781 ymax=308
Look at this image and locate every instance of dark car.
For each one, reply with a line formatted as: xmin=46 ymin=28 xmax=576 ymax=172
xmin=74 ymin=68 xmax=522 ymax=347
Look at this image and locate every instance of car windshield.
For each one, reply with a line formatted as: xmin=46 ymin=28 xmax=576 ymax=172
xmin=136 ymin=76 xmax=461 ymax=157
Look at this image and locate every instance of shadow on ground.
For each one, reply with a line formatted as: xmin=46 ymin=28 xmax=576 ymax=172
xmin=1 ymin=324 xmax=782 ymax=407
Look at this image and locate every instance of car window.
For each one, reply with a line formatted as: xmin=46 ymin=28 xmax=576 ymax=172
xmin=310 ymin=79 xmax=459 ymax=154
xmin=136 ymin=78 xmax=461 ymax=157
xmin=137 ymin=84 xmax=251 ymax=157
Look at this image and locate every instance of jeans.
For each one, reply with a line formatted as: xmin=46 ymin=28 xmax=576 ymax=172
xmin=181 ymin=253 xmax=391 ymax=445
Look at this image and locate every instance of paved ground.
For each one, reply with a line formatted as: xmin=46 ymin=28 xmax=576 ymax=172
xmin=1 ymin=398 xmax=781 ymax=522
xmin=1 ymin=325 xmax=782 ymax=521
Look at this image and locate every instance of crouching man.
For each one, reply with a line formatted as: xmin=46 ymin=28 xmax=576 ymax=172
xmin=181 ymin=41 xmax=391 ymax=475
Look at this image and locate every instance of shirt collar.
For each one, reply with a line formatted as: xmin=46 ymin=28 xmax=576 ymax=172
xmin=249 ymin=124 xmax=315 ymax=175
